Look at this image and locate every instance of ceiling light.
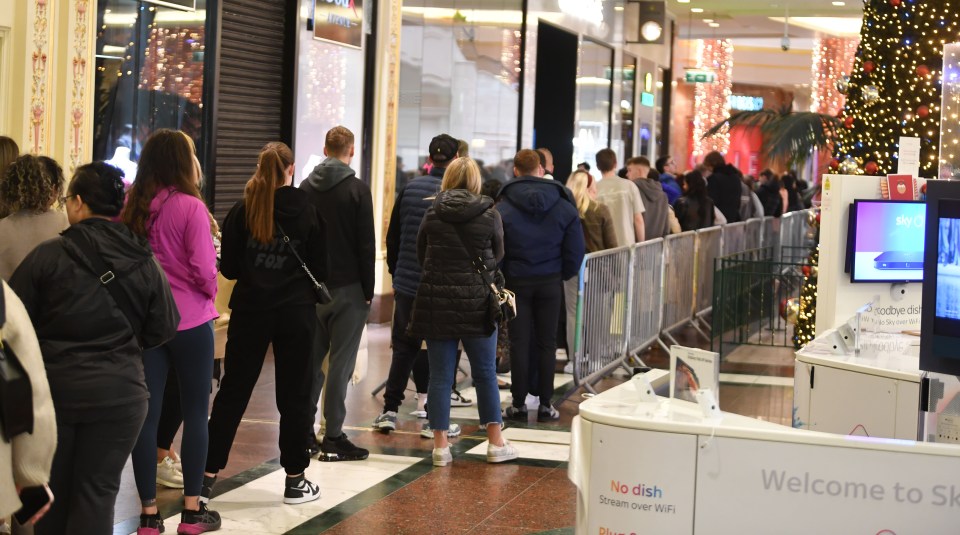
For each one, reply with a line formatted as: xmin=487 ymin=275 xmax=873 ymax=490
xmin=677 ymin=0 xmax=690 ymax=3
xmin=708 ymin=22 xmax=720 ymax=27
xmin=703 ymin=18 xmax=714 ymax=22
xmin=691 ymin=7 xmax=704 ymax=12
xmin=614 ymin=5 xmax=624 ymax=10
xmin=831 ymin=1 xmax=845 ymax=5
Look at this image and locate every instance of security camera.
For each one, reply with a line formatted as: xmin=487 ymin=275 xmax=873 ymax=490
xmin=781 ymin=36 xmax=791 ymax=51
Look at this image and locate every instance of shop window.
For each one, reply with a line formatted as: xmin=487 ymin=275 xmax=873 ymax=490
xmin=396 ymin=0 xmax=523 ymax=189
xmin=574 ymin=38 xmax=613 ymax=172
xmin=93 ymin=0 xmax=207 ymax=184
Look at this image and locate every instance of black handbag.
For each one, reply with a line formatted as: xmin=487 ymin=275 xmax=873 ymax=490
xmin=276 ymin=222 xmax=332 ymax=305
xmin=0 ymin=285 xmax=34 ymax=442
xmin=450 ymin=224 xmax=517 ymax=323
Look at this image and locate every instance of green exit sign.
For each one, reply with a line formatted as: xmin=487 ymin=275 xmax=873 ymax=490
xmin=684 ymin=70 xmax=716 ymax=84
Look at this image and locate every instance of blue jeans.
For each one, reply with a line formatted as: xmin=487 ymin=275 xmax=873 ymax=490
xmin=426 ymin=329 xmax=502 ymax=431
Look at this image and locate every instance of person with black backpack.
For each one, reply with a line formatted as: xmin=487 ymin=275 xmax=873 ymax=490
xmin=10 ymin=162 xmax=179 ymax=534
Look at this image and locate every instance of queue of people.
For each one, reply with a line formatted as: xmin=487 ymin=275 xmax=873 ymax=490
xmin=0 ymin=126 xmax=813 ymax=534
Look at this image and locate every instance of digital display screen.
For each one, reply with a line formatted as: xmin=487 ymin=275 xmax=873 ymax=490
xmin=934 ymin=201 xmax=960 ymax=337
xmin=850 ymin=200 xmax=926 ymax=282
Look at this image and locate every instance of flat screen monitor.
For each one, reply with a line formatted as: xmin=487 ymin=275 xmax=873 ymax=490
xmin=920 ymin=181 xmax=960 ymax=376
xmin=848 ymin=199 xmax=926 ymax=283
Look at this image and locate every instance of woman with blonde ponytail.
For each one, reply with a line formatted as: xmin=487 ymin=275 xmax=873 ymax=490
xmin=562 ymin=170 xmax=617 ymax=368
xmin=203 ymin=141 xmax=327 ymax=506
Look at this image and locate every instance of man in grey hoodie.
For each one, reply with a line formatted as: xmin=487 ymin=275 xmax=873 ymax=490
xmin=627 ymin=157 xmax=671 ymax=240
xmin=300 ymin=126 xmax=375 ymax=462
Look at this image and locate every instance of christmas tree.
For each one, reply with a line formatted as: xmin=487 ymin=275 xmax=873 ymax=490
xmin=833 ymin=0 xmax=957 ymax=176
xmin=794 ymin=211 xmax=820 ymax=349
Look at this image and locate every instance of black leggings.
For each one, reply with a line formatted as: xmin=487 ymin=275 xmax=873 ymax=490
xmin=157 ymin=368 xmax=182 ymax=450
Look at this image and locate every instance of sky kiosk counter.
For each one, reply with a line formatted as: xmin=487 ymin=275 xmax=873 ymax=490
xmin=570 ymin=380 xmax=960 ymax=534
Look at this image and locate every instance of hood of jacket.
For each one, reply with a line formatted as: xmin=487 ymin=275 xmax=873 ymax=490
xmin=303 ymin=157 xmax=356 ymax=192
xmin=63 ymin=217 xmax=153 ymax=273
xmin=434 ymin=189 xmax=493 ymax=224
xmin=499 ymin=176 xmax=573 ymax=216
xmin=633 ymin=177 xmax=666 ymax=205
xmin=274 ymin=186 xmax=310 ymax=219
xmin=714 ymin=163 xmax=742 ymax=179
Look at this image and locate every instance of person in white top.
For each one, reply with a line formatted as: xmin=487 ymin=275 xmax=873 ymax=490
xmin=594 ymin=148 xmax=645 ymax=246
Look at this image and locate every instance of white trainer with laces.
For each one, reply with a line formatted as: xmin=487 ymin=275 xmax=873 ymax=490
xmin=156 ymin=455 xmax=184 ymax=489
xmin=420 ymin=422 xmax=461 ymax=439
xmin=487 ymin=439 xmax=519 ymax=463
xmin=432 ymin=446 xmax=453 ymax=467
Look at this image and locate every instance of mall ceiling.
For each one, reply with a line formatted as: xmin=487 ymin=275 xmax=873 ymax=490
xmin=668 ymin=0 xmax=864 ymax=39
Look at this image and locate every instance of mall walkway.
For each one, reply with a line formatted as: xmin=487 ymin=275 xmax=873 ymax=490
xmin=110 ymin=322 xmax=794 ymax=534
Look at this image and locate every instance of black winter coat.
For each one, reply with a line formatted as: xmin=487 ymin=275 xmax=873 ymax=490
xmin=9 ymin=218 xmax=179 ymax=410
xmin=386 ymin=168 xmax=443 ymax=297
xmin=707 ymin=164 xmax=743 ymax=223
xmin=221 ymin=186 xmax=327 ymax=311
xmin=409 ymin=189 xmax=504 ymax=339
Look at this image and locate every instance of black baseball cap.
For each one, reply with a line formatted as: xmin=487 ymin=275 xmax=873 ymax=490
xmin=429 ymin=134 xmax=459 ymax=164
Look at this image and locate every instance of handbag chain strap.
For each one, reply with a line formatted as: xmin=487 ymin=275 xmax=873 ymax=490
xmin=450 ymin=223 xmax=500 ymax=296
xmin=275 ymin=222 xmax=322 ymax=287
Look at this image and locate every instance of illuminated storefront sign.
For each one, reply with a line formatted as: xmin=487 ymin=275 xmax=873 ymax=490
xmin=314 ymin=0 xmax=364 ymax=49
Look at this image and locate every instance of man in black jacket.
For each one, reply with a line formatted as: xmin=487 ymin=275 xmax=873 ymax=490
xmin=703 ymin=151 xmax=743 ymax=223
xmin=374 ymin=133 xmax=467 ymax=438
xmin=300 ymin=126 xmax=375 ymax=461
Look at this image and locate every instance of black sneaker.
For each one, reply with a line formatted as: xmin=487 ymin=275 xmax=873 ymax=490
xmin=283 ymin=473 xmax=321 ymax=504
xmin=137 ymin=513 xmax=164 ymax=535
xmin=318 ymin=434 xmax=369 ymax=462
xmin=537 ymin=404 xmax=560 ymax=422
xmin=307 ymin=432 xmax=321 ymax=457
xmin=199 ymin=474 xmax=217 ymax=505
xmin=178 ymin=502 xmax=221 ymax=533
xmin=503 ymin=405 xmax=528 ymax=421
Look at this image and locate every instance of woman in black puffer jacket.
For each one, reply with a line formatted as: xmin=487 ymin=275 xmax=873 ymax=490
xmin=409 ymin=157 xmax=518 ymax=468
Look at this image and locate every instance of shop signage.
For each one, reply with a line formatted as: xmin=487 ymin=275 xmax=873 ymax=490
xmin=729 ymin=95 xmax=764 ymax=111
xmin=695 ymin=436 xmax=960 ymax=532
xmin=587 ymin=425 xmax=697 ymax=534
xmin=684 ymin=70 xmax=716 ymax=84
xmin=314 ymin=0 xmax=363 ymax=49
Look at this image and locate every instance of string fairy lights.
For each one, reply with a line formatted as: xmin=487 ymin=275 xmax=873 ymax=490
xmin=692 ymin=39 xmax=733 ymax=158
xmin=811 ymin=37 xmax=859 ymax=115
xmin=834 ymin=0 xmax=957 ymax=176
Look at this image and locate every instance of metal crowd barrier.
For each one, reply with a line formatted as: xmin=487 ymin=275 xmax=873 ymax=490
xmin=553 ymin=210 xmax=816 ymax=402
xmin=744 ymin=218 xmax=763 ymax=252
xmin=565 ymin=246 xmax=632 ymax=398
xmin=692 ymin=226 xmax=723 ymax=334
xmin=659 ymin=231 xmax=697 ymax=348
xmin=627 ymin=239 xmax=665 ymax=358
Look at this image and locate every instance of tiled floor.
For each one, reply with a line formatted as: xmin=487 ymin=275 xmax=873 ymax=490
xmin=112 ymin=320 xmax=795 ymax=534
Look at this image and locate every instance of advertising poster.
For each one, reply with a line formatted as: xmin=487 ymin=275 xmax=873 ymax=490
xmin=314 ymin=0 xmax=364 ymax=49
xmin=695 ymin=436 xmax=960 ymax=533
xmin=669 ymin=345 xmax=719 ymax=402
xmin=587 ymin=425 xmax=697 ymax=534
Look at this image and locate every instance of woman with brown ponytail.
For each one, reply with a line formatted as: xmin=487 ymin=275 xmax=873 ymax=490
xmin=203 ymin=142 xmax=327 ymax=506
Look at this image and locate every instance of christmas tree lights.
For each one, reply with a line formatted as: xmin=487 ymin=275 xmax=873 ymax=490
xmin=834 ymin=0 xmax=958 ymax=176
xmin=794 ymin=211 xmax=820 ymax=349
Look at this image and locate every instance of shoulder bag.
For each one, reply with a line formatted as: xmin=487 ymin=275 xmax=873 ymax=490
xmin=450 ymin=224 xmax=517 ymax=323
xmin=0 ymin=285 xmax=34 ymax=442
xmin=275 ymin=222 xmax=332 ymax=305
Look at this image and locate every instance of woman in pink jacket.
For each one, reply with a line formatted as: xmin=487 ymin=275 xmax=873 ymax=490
xmin=122 ymin=130 xmax=221 ymax=534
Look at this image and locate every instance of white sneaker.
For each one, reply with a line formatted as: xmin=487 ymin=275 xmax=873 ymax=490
xmin=450 ymin=389 xmax=474 ymax=407
xmin=421 ymin=422 xmax=461 ymax=439
xmin=432 ymin=446 xmax=453 ymax=467
xmin=156 ymin=456 xmax=184 ymax=489
xmin=563 ymin=361 xmax=574 ymax=374
xmin=487 ymin=439 xmax=519 ymax=463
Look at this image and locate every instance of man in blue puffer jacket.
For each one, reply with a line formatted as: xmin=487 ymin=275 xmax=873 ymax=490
xmin=374 ymin=134 xmax=468 ymax=438
xmin=497 ymin=149 xmax=585 ymax=422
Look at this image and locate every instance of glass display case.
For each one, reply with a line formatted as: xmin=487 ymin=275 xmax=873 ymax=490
xmin=939 ymin=42 xmax=960 ymax=180
xmin=93 ymin=0 xmax=208 ymax=184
